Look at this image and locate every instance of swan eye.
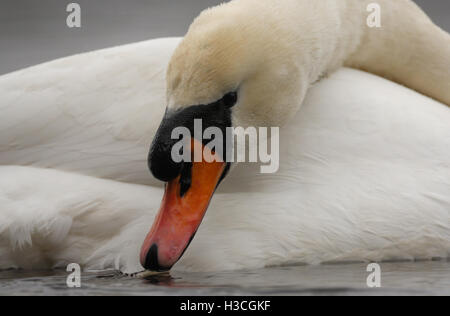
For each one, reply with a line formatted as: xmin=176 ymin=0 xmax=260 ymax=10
xmin=221 ymin=91 xmax=238 ymax=108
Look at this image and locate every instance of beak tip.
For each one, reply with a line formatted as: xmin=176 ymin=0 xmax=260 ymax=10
xmin=141 ymin=243 xmax=171 ymax=272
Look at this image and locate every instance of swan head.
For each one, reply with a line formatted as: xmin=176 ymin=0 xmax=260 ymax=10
xmin=166 ymin=3 xmax=307 ymax=129
xmin=140 ymin=3 xmax=307 ymax=271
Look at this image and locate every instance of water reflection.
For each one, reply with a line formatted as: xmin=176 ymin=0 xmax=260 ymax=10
xmin=142 ymin=273 xmax=177 ymax=286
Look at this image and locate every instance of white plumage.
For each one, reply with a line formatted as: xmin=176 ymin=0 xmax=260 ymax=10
xmin=0 ymin=37 xmax=448 ymax=273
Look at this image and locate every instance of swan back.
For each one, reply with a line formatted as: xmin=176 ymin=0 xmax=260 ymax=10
xmin=0 ymin=38 xmax=181 ymax=185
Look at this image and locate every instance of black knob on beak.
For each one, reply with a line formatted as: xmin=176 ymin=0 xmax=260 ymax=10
xmin=148 ymin=98 xmax=234 ymax=183
xmin=148 ymin=131 xmax=183 ymax=182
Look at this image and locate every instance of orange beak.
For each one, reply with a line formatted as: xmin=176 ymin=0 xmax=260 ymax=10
xmin=140 ymin=139 xmax=226 ymax=271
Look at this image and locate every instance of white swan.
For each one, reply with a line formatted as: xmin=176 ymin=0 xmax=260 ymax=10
xmin=0 ymin=0 xmax=449 ymax=273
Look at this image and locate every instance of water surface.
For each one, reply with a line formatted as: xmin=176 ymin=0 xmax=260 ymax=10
xmin=0 ymin=261 xmax=448 ymax=296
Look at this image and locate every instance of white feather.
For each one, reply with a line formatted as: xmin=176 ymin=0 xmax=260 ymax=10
xmin=0 ymin=38 xmax=181 ymax=185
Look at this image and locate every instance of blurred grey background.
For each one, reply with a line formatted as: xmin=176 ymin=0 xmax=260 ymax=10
xmin=0 ymin=0 xmax=449 ymax=75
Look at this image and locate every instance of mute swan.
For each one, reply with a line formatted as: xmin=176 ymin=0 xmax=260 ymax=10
xmin=0 ymin=0 xmax=449 ymax=273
